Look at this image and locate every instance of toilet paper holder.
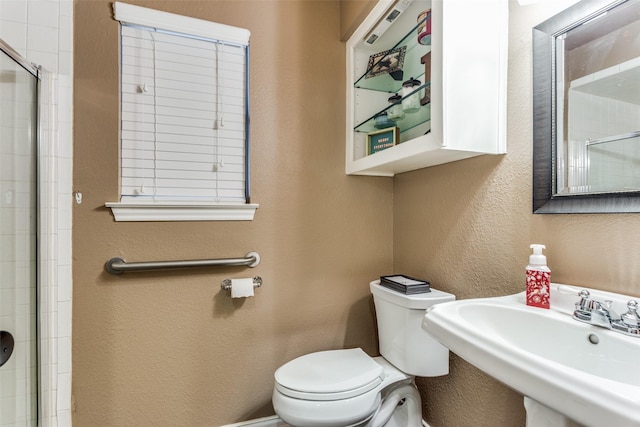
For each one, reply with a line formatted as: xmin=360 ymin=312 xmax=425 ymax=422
xmin=221 ymin=276 xmax=263 ymax=291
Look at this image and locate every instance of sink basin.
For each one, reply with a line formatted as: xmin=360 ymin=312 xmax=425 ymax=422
xmin=422 ymin=283 xmax=640 ymax=427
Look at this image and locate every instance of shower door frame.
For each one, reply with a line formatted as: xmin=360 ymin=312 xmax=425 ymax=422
xmin=0 ymin=39 xmax=40 ymax=427
xmin=0 ymin=38 xmax=60 ymax=427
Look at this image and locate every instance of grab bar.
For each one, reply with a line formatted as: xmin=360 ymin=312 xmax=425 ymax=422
xmin=105 ymin=251 xmax=260 ymax=275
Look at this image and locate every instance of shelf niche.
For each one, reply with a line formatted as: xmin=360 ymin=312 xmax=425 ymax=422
xmin=346 ymin=0 xmax=508 ymax=177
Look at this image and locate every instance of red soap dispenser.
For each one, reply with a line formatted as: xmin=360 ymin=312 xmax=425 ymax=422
xmin=526 ymin=244 xmax=551 ymax=309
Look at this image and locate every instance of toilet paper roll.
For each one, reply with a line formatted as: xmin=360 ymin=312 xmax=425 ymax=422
xmin=231 ymin=278 xmax=254 ymax=298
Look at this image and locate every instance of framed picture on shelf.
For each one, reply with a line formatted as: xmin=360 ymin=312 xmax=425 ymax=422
xmin=367 ymin=127 xmax=399 ymax=155
xmin=420 ymin=52 xmax=431 ymax=105
xmin=365 ymin=46 xmax=406 ymax=80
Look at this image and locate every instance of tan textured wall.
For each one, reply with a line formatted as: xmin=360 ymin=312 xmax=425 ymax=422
xmin=339 ymin=0 xmax=376 ymax=41
xmin=74 ymin=1 xmax=640 ymax=426
xmin=394 ymin=1 xmax=640 ymax=426
xmin=73 ymin=1 xmax=393 ymax=425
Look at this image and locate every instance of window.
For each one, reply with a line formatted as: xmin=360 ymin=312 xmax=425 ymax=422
xmin=106 ymin=2 xmax=258 ymax=221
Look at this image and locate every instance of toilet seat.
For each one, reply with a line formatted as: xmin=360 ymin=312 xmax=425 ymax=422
xmin=274 ymin=348 xmax=384 ymax=401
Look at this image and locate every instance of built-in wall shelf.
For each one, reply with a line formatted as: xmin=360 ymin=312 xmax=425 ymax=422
xmin=346 ymin=0 xmax=508 ymax=177
xmin=570 ymin=56 xmax=640 ymax=105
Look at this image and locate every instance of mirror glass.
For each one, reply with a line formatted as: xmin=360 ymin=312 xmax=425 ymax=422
xmin=533 ymin=0 xmax=640 ymax=213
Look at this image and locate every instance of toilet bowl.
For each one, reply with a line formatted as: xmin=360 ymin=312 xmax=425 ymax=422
xmin=273 ymin=349 xmax=410 ymax=427
xmin=272 ymin=281 xmax=455 ymax=427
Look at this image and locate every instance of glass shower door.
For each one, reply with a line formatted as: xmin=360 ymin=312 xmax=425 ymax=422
xmin=0 ymin=43 xmax=39 ymax=427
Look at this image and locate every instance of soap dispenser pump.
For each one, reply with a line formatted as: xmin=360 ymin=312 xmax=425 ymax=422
xmin=526 ymin=244 xmax=551 ymax=309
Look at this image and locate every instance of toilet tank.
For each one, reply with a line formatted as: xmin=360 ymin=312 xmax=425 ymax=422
xmin=370 ymin=280 xmax=455 ymax=377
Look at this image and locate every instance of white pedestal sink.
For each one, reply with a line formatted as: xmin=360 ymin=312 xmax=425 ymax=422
xmin=422 ymin=283 xmax=640 ymax=427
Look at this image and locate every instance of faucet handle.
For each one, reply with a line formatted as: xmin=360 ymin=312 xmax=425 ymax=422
xmin=575 ymin=290 xmax=593 ymax=310
xmin=620 ymin=300 xmax=640 ymax=327
xmin=573 ymin=290 xmax=594 ymax=322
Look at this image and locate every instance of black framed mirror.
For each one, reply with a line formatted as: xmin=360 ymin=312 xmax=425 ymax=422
xmin=533 ymin=0 xmax=640 ymax=213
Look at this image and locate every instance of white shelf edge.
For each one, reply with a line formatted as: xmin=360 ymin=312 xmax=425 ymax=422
xmin=105 ymin=202 xmax=259 ymax=221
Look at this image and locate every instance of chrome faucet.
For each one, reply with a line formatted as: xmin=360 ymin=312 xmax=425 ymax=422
xmin=573 ymin=289 xmax=640 ymax=337
xmin=573 ymin=290 xmax=617 ymax=329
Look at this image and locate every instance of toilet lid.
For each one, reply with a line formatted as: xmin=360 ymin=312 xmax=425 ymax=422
xmin=274 ymin=348 xmax=384 ymax=401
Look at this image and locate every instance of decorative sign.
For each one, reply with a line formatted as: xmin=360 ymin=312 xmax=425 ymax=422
xmin=367 ymin=127 xmax=399 ymax=155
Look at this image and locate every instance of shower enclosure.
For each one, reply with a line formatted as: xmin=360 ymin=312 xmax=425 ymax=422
xmin=0 ymin=41 xmax=39 ymax=427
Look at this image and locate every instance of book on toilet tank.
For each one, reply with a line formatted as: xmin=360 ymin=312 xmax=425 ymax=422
xmin=380 ymin=275 xmax=431 ymax=294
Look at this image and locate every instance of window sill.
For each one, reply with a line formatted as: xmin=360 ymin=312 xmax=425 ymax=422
xmin=105 ymin=202 xmax=259 ymax=222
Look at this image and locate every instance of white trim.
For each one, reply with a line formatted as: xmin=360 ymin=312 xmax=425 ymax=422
xmin=37 ymin=59 xmax=73 ymax=427
xmin=113 ymin=2 xmax=250 ymax=45
xmin=39 ymin=66 xmax=57 ymax=427
xmin=106 ymin=202 xmax=258 ymax=221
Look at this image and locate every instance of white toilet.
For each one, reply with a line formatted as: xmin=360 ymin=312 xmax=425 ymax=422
xmin=272 ymin=280 xmax=455 ymax=427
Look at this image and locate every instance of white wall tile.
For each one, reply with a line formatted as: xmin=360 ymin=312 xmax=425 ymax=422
xmin=0 ymin=20 xmax=27 ymax=53
xmin=58 ymin=14 xmax=71 ymax=52
xmin=58 ymin=0 xmax=72 ymax=18
xmin=57 ymin=336 xmax=71 ymax=374
xmin=25 ymin=50 xmax=58 ymax=73
xmin=56 ymin=409 xmax=71 ymax=427
xmin=27 ymin=25 xmax=59 ymax=58
xmin=26 ymin=0 xmax=59 ymax=29
xmin=0 ymin=1 xmax=28 ymax=24
xmin=56 ymin=372 xmax=70 ymax=411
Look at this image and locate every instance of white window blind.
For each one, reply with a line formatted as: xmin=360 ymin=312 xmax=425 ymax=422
xmin=111 ymin=2 xmax=255 ymax=220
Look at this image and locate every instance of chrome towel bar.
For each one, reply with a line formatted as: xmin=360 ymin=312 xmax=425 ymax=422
xmin=585 ymin=130 xmax=640 ymax=146
xmin=105 ymin=251 xmax=260 ymax=275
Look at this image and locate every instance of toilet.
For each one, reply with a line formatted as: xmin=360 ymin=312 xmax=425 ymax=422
xmin=272 ymin=280 xmax=455 ymax=427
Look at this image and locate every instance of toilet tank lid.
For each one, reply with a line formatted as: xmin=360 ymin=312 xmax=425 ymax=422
xmin=274 ymin=348 xmax=383 ymax=396
xmin=370 ymin=280 xmax=455 ymax=309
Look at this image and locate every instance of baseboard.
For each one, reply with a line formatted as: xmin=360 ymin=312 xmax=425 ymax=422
xmin=222 ymin=415 xmax=429 ymax=427
xmin=220 ymin=415 xmax=288 ymax=427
